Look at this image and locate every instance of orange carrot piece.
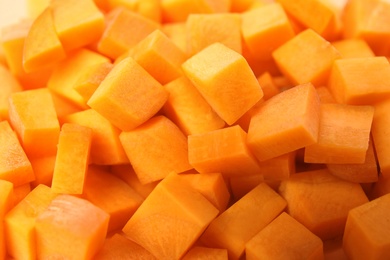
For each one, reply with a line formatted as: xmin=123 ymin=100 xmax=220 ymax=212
xmin=0 ymin=120 xmax=34 ymax=187
xmin=241 ymin=3 xmax=295 ymax=61
xmin=328 ymin=56 xmax=390 ymax=105
xmin=230 ymin=0 xmax=256 ymax=12
xmin=124 ymin=29 xmax=187 ymax=84
xmin=35 ymin=194 xmax=109 ymax=259
xmin=370 ymin=174 xmax=390 ymax=200
xmin=50 ymin=90 xmax=83 ymax=123
xmin=97 ymin=7 xmax=160 ymax=59
xmin=272 ymin=29 xmax=341 ymax=86
xmin=246 ymin=212 xmax=324 ymax=260
xmin=0 ymin=64 xmax=22 ymax=121
xmin=51 ymin=123 xmax=92 ymax=195
xmin=258 ymin=151 xmax=296 ymax=181
xmin=4 ymin=184 xmax=57 ymax=260
xmin=326 ymin=139 xmax=378 ymax=183
xmin=63 ymin=109 xmax=129 ymax=165
xmin=323 ymin=237 xmax=349 ymax=260
xmin=0 ymin=180 xmax=13 ymax=219
xmin=163 ymin=76 xmax=225 ymax=136
xmin=88 ymin=57 xmax=169 ymax=131
xmin=110 ymin=164 xmax=158 ymax=199
xmin=94 ymin=232 xmax=157 ymax=260
xmin=247 ymin=83 xmax=320 ymax=162
xmin=182 ymin=246 xmax=228 ymax=260
xmin=331 ymin=39 xmax=375 ymax=59
xmin=122 ymin=175 xmax=219 ymax=259
xmin=29 ymin=155 xmax=56 ymax=188
xmin=188 ymin=125 xmax=262 ymax=176
xmin=82 ymin=165 xmax=143 ymax=232
xmin=22 ymin=7 xmax=66 ymax=73
xmin=50 ymin=0 xmax=105 ymax=51
xmin=119 ymin=116 xmax=192 ymax=184
xmin=229 ymin=174 xmax=264 ymax=201
xmin=48 ymin=48 xmax=110 ymax=109
xmin=12 ymin=183 xmax=32 ymax=206
xmin=343 ymin=193 xmax=390 ymax=260
xmin=316 ymin=86 xmax=337 ymax=104
xmin=182 ymin=42 xmax=263 ymax=125
xmin=201 ymin=182 xmax=286 ymax=259
xmin=73 ymin=61 xmax=114 ymax=102
xmin=8 ymin=88 xmax=60 ymax=158
xmin=278 ymin=169 xmax=369 ymax=240
xmin=161 ymin=22 xmax=187 ymax=53
xmin=257 ymin=72 xmax=280 ymax=101
xmin=186 ymin=13 xmax=242 ymax=56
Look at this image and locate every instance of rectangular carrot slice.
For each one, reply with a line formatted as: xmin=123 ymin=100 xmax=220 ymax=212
xmin=182 ymin=42 xmax=263 ymax=125
xmin=304 ymin=103 xmax=374 ymax=164
xmin=200 ymin=182 xmax=286 ymax=259
xmin=51 ymin=123 xmax=92 ymax=195
xmin=4 ymin=184 xmax=57 ymax=260
xmin=35 ymin=194 xmax=110 ymax=259
xmin=0 ymin=64 xmax=22 ymax=121
xmin=247 ymin=83 xmax=321 ymax=162
xmin=0 ymin=120 xmax=34 ymax=187
xmin=122 ymin=174 xmax=219 ymax=259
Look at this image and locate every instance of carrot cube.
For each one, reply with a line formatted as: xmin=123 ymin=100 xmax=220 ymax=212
xmin=331 ymin=39 xmax=375 ymax=59
xmin=35 ymin=194 xmax=110 ymax=259
xmin=256 ymin=72 xmax=280 ymax=101
xmin=241 ymin=3 xmax=295 ymax=61
xmin=119 ymin=116 xmax=192 ymax=184
xmin=201 ymin=182 xmax=286 ymax=259
xmin=186 ymin=13 xmax=242 ymax=56
xmin=50 ymin=0 xmax=105 ymax=51
xmin=88 ymin=57 xmax=169 ymax=131
xmin=0 ymin=180 xmax=13 ymax=218
xmin=343 ymin=193 xmax=390 ymax=260
xmin=81 ymin=166 xmax=143 ymax=232
xmin=51 ymin=123 xmax=92 ymax=195
xmin=247 ymin=83 xmax=321 ymax=162
xmin=371 ymin=175 xmax=390 ymax=200
xmin=63 ymin=109 xmax=129 ymax=165
xmin=229 ymin=174 xmax=264 ymax=201
xmin=124 ymin=29 xmax=187 ymax=85
xmin=182 ymin=42 xmax=263 ymax=125
xmin=182 ymin=246 xmax=228 ymax=260
xmin=278 ymin=169 xmax=369 ymax=240
xmin=161 ymin=22 xmax=187 ymax=52
xmin=328 ymin=56 xmax=390 ymax=105
xmin=246 ymin=212 xmax=324 ymax=260
xmin=304 ymin=103 xmax=374 ymax=164
xmin=4 ymin=184 xmax=57 ymax=260
xmin=316 ymin=86 xmax=337 ymax=104
xmin=122 ymin=176 xmax=219 ymax=259
xmin=29 ymin=155 xmax=56 ymax=188
xmin=188 ymin=125 xmax=262 ymax=176
xmin=13 ymin=183 xmax=32 ymax=206
xmin=258 ymin=152 xmax=296 ymax=181
xmin=272 ymin=29 xmax=341 ymax=86
xmin=0 ymin=120 xmax=34 ymax=187
xmin=8 ymin=88 xmax=60 ymax=158
xmin=97 ymin=7 xmax=160 ymax=59
xmin=0 ymin=64 xmax=22 ymax=121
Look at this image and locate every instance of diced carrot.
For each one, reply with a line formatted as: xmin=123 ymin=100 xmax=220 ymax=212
xmin=0 ymin=180 xmax=13 ymax=218
xmin=161 ymin=22 xmax=187 ymax=53
xmin=48 ymin=48 xmax=109 ymax=109
xmin=256 ymin=72 xmax=280 ymax=100
xmin=29 ymin=155 xmax=56 ymax=188
xmin=97 ymin=7 xmax=160 ymax=59
xmin=247 ymin=83 xmax=321 ymax=162
xmin=186 ymin=13 xmax=242 ymax=56
xmin=278 ymin=169 xmax=369 ymax=240
xmin=241 ymin=3 xmax=295 ymax=61
xmin=323 ymin=237 xmax=349 ymax=260
xmin=343 ymin=193 xmax=390 ymax=260
xmin=123 ymin=29 xmax=187 ymax=84
xmin=328 ymin=56 xmax=390 ymax=105
xmin=0 ymin=64 xmax=22 ymax=122
xmin=234 ymin=99 xmax=263 ymax=132
xmin=331 ymin=39 xmax=375 ymax=59
xmin=81 ymin=165 xmax=143 ymax=232
xmin=88 ymin=57 xmax=168 ymax=131
xmin=63 ymin=109 xmax=129 ymax=165
xmin=304 ymin=103 xmax=374 ymax=164
xmin=4 ymin=184 xmax=57 ymax=260
xmin=49 ymin=90 xmax=83 ymax=123
xmin=230 ymin=0 xmax=256 ymax=13
xmin=12 ymin=183 xmax=32 ymax=206
xmin=370 ymin=174 xmax=390 ymax=200
xmin=106 ymin=0 xmax=162 ymax=22
xmin=35 ymin=194 xmax=110 ymax=259
xmin=73 ymin=61 xmax=114 ymax=102
xmin=316 ymin=86 xmax=337 ymax=104
xmin=258 ymin=151 xmax=296 ymax=181
xmin=50 ymin=0 xmax=105 ymax=51
xmin=122 ymin=175 xmax=219 ymax=259
xmin=272 ymin=29 xmax=341 ymax=86
xmin=51 ymin=123 xmax=92 ymax=195
xmin=229 ymin=174 xmax=264 ymax=201
xmin=326 ymin=139 xmax=378 ymax=183
xmin=119 ymin=116 xmax=192 ymax=184
xmin=246 ymin=212 xmax=324 ymax=260
xmin=182 ymin=246 xmax=228 ymax=260
xmin=182 ymin=42 xmax=263 ymax=125
xmin=163 ymin=76 xmax=225 ymax=136
xmin=8 ymin=88 xmax=60 ymax=158
xmin=110 ymin=164 xmax=158 ymax=199
xmin=94 ymin=232 xmax=157 ymax=259
xmin=188 ymin=125 xmax=262 ymax=176
xmin=22 ymin=7 xmax=66 ymax=73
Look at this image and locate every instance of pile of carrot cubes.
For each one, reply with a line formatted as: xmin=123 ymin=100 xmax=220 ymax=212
xmin=2 ymin=0 xmax=390 ymax=259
